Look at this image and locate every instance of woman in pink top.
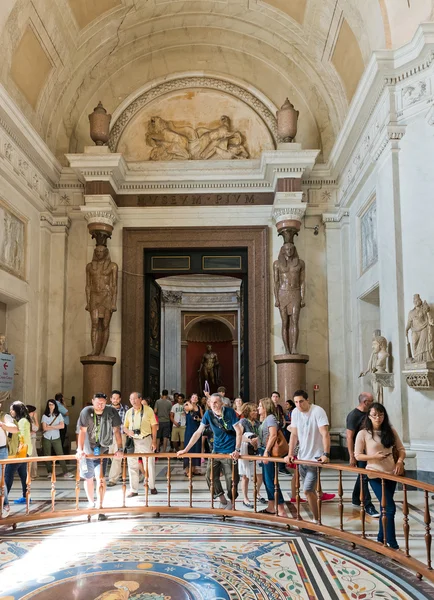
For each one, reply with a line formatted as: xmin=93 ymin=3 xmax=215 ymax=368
xmin=355 ymin=403 xmax=405 ymax=550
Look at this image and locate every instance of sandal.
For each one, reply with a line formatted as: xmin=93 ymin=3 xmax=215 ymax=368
xmin=259 ymin=509 xmax=275 ymax=514
xmin=242 ymin=501 xmax=254 ymax=509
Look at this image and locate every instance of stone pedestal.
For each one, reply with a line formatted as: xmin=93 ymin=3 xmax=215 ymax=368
xmin=403 ymin=361 xmax=434 ymax=390
xmin=274 ymin=354 xmax=309 ymax=400
xmin=80 ymin=355 xmax=116 ymax=406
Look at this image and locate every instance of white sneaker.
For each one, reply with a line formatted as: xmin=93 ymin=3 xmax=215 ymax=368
xmin=218 ymin=500 xmax=232 ymax=510
xmin=63 ymin=472 xmax=74 ymax=479
xmin=87 ymin=502 xmax=96 ymax=509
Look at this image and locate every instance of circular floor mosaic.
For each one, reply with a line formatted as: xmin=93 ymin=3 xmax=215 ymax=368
xmin=0 ymin=518 xmax=432 ymax=599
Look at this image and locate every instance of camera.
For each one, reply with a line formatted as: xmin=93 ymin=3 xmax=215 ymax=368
xmin=133 ymin=429 xmax=141 ymax=436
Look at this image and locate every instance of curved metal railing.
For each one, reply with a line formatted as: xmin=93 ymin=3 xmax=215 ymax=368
xmin=0 ymin=452 xmax=433 ymax=582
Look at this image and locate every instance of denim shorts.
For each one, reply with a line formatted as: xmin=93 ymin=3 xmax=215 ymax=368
xmin=80 ymin=457 xmax=108 ymax=480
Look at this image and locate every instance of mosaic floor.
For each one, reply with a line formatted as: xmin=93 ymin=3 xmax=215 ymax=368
xmin=0 ymin=518 xmax=433 ymax=600
xmin=0 ymin=460 xmax=433 ymax=599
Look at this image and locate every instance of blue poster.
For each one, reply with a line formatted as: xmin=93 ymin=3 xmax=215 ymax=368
xmin=0 ymin=352 xmax=15 ymax=391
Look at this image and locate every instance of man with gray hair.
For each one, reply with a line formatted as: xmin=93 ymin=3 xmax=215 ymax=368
xmin=178 ymin=393 xmax=242 ymax=510
xmin=124 ymin=391 xmax=159 ymax=497
xmin=346 ymin=392 xmax=380 ymax=518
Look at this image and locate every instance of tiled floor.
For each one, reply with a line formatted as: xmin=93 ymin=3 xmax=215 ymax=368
xmin=0 ymin=459 xmax=433 ymax=599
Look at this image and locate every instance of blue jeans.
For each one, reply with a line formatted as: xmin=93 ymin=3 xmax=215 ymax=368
xmin=369 ymin=478 xmax=398 ymax=549
xmin=0 ymin=446 xmax=9 ymax=507
xmin=261 ymin=460 xmax=284 ymax=505
xmin=4 ymin=461 xmax=28 ymax=506
xmin=352 ymin=460 xmax=374 ymax=508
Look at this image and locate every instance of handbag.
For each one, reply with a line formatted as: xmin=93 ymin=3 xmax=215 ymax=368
xmin=15 ymin=434 xmax=28 ymax=459
xmin=271 ymin=429 xmax=289 ymax=458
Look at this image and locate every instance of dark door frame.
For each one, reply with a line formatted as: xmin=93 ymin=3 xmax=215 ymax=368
xmin=121 ymin=226 xmax=270 ymax=401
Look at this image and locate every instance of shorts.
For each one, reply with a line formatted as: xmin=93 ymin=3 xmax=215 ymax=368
xmin=171 ymin=425 xmax=186 ymax=443
xmin=298 ymin=464 xmax=319 ymax=492
xmin=157 ymin=421 xmax=170 ymax=439
xmin=80 ymin=457 xmax=108 ymax=480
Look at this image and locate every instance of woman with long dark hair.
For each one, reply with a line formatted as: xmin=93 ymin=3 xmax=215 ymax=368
xmin=355 ymin=402 xmax=405 ymax=550
xmin=42 ymin=399 xmax=72 ymax=478
xmin=0 ymin=401 xmax=32 ymax=509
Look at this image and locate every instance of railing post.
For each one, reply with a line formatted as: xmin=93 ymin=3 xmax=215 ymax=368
xmin=295 ymin=464 xmax=301 ymax=521
xmin=144 ymin=456 xmax=149 ymax=507
xmin=26 ymin=461 xmax=32 ymax=514
xmin=188 ymin=457 xmax=193 ymax=508
xmin=50 ymin=460 xmax=56 ymax=513
xmin=338 ymin=470 xmax=344 ymax=531
xmin=98 ymin=457 xmax=104 ymax=510
xmin=253 ymin=460 xmax=258 ymax=512
xmin=381 ymin=478 xmax=387 ymax=547
xmin=75 ymin=459 xmax=80 ymax=510
xmin=359 ymin=472 xmax=366 ymax=539
xmin=167 ymin=456 xmax=171 ymax=508
xmin=232 ymin=459 xmax=236 ymax=512
xmin=0 ymin=460 xmax=5 ymax=514
xmin=424 ymin=490 xmax=432 ymax=570
xmin=402 ymin=484 xmax=410 ymax=558
xmin=274 ymin=461 xmax=279 ymax=515
xmin=316 ymin=466 xmax=322 ymax=526
xmin=121 ymin=456 xmax=127 ymax=508
xmin=210 ymin=458 xmax=214 ymax=510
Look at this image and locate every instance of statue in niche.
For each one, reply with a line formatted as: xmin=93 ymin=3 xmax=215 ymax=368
xmin=273 ymin=242 xmax=305 ymax=355
xmin=85 ymin=245 xmax=118 ymax=356
xmin=359 ymin=331 xmax=390 ymax=404
xmin=199 ymin=344 xmax=221 ymax=392
xmin=405 ymin=294 xmax=434 ymax=363
xmin=146 ymin=115 xmax=249 ymax=161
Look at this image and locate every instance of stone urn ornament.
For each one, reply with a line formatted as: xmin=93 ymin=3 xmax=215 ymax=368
xmin=277 ymin=98 xmax=299 ymax=142
xmin=88 ymin=101 xmax=111 ymax=146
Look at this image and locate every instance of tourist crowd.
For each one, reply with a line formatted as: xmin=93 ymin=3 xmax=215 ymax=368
xmin=0 ymin=385 xmax=407 ymax=549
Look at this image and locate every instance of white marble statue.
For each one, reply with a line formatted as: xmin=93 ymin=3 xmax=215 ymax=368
xmin=405 ymin=294 xmax=434 ymax=363
xmin=359 ymin=331 xmax=390 ymax=404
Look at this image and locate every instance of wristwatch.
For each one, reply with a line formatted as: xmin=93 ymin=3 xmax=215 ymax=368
xmin=322 ymin=452 xmax=330 ymax=458
xmin=235 ymin=447 xmax=241 ymax=452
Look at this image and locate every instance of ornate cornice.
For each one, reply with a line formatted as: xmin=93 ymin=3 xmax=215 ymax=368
xmin=108 ymin=76 xmax=279 ymax=151
xmin=40 ymin=213 xmax=71 ymax=233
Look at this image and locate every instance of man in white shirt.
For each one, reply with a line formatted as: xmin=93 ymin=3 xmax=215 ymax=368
xmin=170 ymin=393 xmax=186 ymax=451
xmin=286 ymin=389 xmax=331 ymax=524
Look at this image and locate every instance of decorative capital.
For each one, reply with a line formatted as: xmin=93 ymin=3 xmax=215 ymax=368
xmin=83 ymin=210 xmax=117 ymax=228
xmin=162 ymin=290 xmax=183 ymax=305
xmin=272 ymin=205 xmax=306 ymax=225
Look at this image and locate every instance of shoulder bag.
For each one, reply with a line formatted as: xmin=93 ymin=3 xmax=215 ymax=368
xmin=271 ymin=429 xmax=289 ymax=458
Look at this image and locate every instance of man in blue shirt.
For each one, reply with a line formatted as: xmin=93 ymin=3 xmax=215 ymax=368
xmin=178 ymin=393 xmax=242 ymax=510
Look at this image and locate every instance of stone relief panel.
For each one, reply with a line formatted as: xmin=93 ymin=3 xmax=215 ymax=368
xmin=146 ymin=115 xmax=249 ymax=161
xmin=117 ymin=88 xmax=275 ymax=161
xmin=360 ymin=200 xmax=378 ymax=274
xmin=0 ymin=199 xmax=26 ymax=279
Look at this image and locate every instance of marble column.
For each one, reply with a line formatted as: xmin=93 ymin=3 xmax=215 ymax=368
xmin=322 ymin=211 xmax=351 ymax=430
xmin=374 ymin=128 xmax=407 ymax=439
xmin=161 ymin=290 xmax=182 ymax=394
xmin=39 ymin=214 xmax=71 ymax=400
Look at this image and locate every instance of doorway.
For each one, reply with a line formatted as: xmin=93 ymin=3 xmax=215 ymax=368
xmin=121 ymin=226 xmax=270 ymax=402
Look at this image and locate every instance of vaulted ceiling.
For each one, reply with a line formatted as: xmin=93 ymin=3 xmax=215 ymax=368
xmin=0 ymin=0 xmax=432 ymax=165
